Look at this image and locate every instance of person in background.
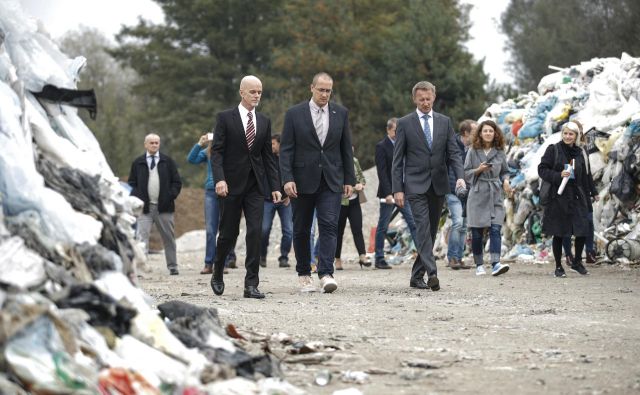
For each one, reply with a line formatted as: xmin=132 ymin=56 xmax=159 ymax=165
xmin=260 ymin=134 xmax=292 ymax=268
xmin=334 ymin=146 xmax=370 ymax=270
xmin=445 ymin=119 xmax=476 ymax=270
xmin=464 ymin=120 xmax=512 ymax=277
xmin=538 ymin=121 xmax=592 ymax=278
xmin=374 ymin=117 xmax=418 ymax=270
xmin=187 ymin=133 xmax=237 ymax=275
xmin=561 ymin=120 xmax=599 ymax=266
xmin=128 ymin=133 xmax=182 ymax=275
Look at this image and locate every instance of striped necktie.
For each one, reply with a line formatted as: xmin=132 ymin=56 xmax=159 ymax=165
xmin=246 ymin=111 xmax=255 ymax=150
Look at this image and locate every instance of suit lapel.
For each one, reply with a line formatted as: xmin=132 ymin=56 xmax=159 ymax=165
xmin=411 ymin=112 xmax=430 ymax=152
xmin=304 ymin=103 xmax=322 ymax=147
xmin=233 ymin=108 xmax=250 ymax=152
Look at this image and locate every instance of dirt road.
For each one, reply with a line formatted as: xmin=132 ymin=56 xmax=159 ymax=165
xmin=139 ymin=252 xmax=640 ymax=395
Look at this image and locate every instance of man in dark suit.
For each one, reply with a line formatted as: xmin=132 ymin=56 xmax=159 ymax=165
xmin=392 ymin=81 xmax=465 ymax=291
xmin=209 ymin=75 xmax=281 ymax=299
xmin=280 ymin=72 xmax=356 ymax=293
xmin=128 ymin=133 xmax=182 ymax=275
xmin=374 ymin=117 xmax=418 ymax=269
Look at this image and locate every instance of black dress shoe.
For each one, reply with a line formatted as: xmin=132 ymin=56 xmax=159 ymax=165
xmin=169 ymin=268 xmax=179 ymax=275
xmin=409 ymin=278 xmax=429 ymax=289
xmin=211 ymin=277 xmax=225 ymax=296
xmin=375 ymin=261 xmax=392 ymax=270
xmin=427 ymin=275 xmax=440 ymax=291
xmin=243 ymin=286 xmax=265 ymax=299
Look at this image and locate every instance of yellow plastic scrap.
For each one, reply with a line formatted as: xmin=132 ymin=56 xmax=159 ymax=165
xmin=594 ymin=128 xmax=623 ymax=157
xmin=553 ymin=103 xmax=572 ymax=121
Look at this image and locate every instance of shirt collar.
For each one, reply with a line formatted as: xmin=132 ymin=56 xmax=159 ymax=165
xmin=309 ymin=99 xmax=328 ymax=113
xmin=416 ymin=108 xmax=433 ymax=119
xmin=238 ymin=103 xmax=255 ymax=118
xmin=146 ymin=152 xmax=158 ymax=158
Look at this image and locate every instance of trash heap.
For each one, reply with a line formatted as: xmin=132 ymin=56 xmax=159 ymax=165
xmin=458 ymin=53 xmax=640 ymax=264
xmin=0 ymin=2 xmax=302 ymax=393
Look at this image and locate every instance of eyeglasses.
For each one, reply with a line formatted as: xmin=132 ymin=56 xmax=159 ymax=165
xmin=314 ymin=87 xmax=332 ymax=94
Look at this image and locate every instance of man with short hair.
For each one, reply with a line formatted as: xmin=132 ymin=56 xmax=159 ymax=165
xmin=392 ymin=81 xmax=465 ymax=291
xmin=209 ymin=75 xmax=281 ymax=299
xmin=374 ymin=117 xmax=418 ymax=269
xmin=445 ymin=119 xmax=476 ymax=270
xmin=128 ymin=133 xmax=182 ymax=275
xmin=260 ymin=134 xmax=293 ymax=269
xmin=280 ymin=72 xmax=356 ymax=293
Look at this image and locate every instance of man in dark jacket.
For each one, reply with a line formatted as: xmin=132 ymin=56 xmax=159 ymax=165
xmin=128 ymin=133 xmax=182 ymax=275
xmin=374 ymin=117 xmax=418 ymax=269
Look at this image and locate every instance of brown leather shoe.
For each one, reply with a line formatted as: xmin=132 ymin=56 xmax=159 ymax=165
xmin=458 ymin=259 xmax=472 ymax=269
xmin=448 ymin=258 xmax=461 ymax=270
xmin=200 ymin=266 xmax=213 ymax=275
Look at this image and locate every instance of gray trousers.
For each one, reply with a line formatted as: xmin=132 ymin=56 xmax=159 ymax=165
xmin=407 ymin=188 xmax=444 ymax=280
xmin=136 ymin=204 xmax=177 ymax=270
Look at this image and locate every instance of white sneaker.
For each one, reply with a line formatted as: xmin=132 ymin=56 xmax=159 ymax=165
xmin=320 ymin=275 xmax=338 ymax=293
xmin=475 ymin=265 xmax=486 ymax=276
xmin=491 ymin=262 xmax=510 ymax=276
xmin=298 ymin=275 xmax=317 ymax=293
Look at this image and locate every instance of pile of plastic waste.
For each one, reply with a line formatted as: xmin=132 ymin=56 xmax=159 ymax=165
xmin=0 ymin=2 xmax=303 ymax=393
xmin=439 ymin=53 xmax=640 ymax=264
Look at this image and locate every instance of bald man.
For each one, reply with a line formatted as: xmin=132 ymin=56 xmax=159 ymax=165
xmin=128 ymin=133 xmax=182 ymax=275
xmin=210 ymin=75 xmax=281 ymax=299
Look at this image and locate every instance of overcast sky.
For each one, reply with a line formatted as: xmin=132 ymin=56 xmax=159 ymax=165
xmin=20 ymin=0 xmax=513 ymax=84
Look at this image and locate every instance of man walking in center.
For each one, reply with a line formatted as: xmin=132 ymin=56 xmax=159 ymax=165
xmin=374 ymin=117 xmax=418 ymax=269
xmin=209 ymin=75 xmax=281 ymax=299
xmin=280 ymin=72 xmax=355 ymax=293
xmin=128 ymin=133 xmax=182 ymax=275
xmin=392 ymin=81 xmax=465 ymax=291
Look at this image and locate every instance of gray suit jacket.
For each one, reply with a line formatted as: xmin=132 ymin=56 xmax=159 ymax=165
xmin=391 ymin=110 xmax=463 ymax=196
xmin=280 ymin=101 xmax=356 ymax=194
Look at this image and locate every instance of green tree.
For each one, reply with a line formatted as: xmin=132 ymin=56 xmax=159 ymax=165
xmin=59 ymin=27 xmax=146 ymax=178
xmin=501 ymin=0 xmax=640 ymax=91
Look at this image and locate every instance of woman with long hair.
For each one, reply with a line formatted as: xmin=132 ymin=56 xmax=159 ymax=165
xmin=464 ymin=120 xmax=512 ymax=276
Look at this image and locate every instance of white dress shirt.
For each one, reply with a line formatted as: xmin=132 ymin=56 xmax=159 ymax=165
xmin=238 ymin=104 xmax=257 ymax=133
xmin=416 ymin=108 xmax=434 ymax=142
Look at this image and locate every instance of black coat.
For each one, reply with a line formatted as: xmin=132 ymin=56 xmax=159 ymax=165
xmin=279 ymin=101 xmax=356 ymax=194
xmin=128 ymin=152 xmax=182 ymax=213
xmin=375 ymin=137 xmax=394 ymax=198
xmin=211 ymin=107 xmax=279 ymax=196
xmin=537 ymin=143 xmax=591 ymax=237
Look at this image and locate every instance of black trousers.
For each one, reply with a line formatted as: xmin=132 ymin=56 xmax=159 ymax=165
xmin=213 ymin=171 xmax=263 ymax=287
xmin=335 ymin=198 xmax=366 ymax=258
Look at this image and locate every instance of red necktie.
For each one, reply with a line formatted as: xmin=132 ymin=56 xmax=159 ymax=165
xmin=246 ymin=112 xmax=255 ymax=150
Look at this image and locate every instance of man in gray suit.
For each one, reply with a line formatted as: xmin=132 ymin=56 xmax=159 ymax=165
xmin=280 ymin=72 xmax=356 ymax=293
xmin=392 ymin=81 xmax=465 ymax=291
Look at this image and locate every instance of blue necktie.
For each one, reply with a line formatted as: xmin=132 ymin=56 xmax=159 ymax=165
xmin=150 ymin=155 xmax=156 ymax=170
xmin=422 ymin=114 xmax=432 ymax=149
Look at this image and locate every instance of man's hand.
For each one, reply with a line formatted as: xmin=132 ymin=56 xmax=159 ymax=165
xmin=394 ymin=192 xmax=405 ymax=208
xmin=284 ymin=181 xmax=298 ymax=198
xmin=272 ymin=191 xmax=282 ymax=203
xmin=343 ymin=185 xmax=353 ymax=198
xmin=456 ymin=179 xmax=466 ymax=190
xmin=385 ymin=194 xmax=394 ymax=205
xmin=215 ymin=180 xmax=228 ymax=197
xmin=354 ymin=183 xmax=364 ymax=191
xmin=198 ymin=134 xmax=208 ymax=147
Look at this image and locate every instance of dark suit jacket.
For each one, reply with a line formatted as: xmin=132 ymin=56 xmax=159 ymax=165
xmin=210 ymin=107 xmax=279 ymax=196
xmin=279 ymin=101 xmax=356 ymax=194
xmin=391 ymin=110 xmax=463 ymax=196
xmin=128 ymin=152 xmax=182 ymax=213
xmin=375 ymin=136 xmax=394 ymax=198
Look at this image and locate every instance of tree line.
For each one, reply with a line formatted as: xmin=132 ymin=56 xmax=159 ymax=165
xmin=59 ymin=0 xmax=639 ymax=186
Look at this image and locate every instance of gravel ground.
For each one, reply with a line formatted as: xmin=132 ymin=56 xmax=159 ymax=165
xmin=139 ymin=250 xmax=640 ymax=395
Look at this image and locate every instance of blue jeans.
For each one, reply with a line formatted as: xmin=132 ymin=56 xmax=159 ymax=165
xmin=446 ymin=193 xmax=467 ymax=261
xmin=471 ymin=224 xmax=502 ymax=265
xmin=374 ymin=200 xmax=418 ymax=262
xmin=562 ymin=211 xmax=595 ymax=256
xmin=204 ymin=189 xmax=236 ymax=267
xmin=261 ymin=200 xmax=293 ymax=259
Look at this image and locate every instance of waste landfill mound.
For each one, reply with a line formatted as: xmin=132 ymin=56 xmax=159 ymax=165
xmin=434 ymin=52 xmax=640 ymax=265
xmin=0 ymin=2 xmax=300 ymax=394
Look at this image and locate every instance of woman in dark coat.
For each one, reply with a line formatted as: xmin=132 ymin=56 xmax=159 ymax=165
xmin=538 ymin=121 xmax=591 ymax=277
